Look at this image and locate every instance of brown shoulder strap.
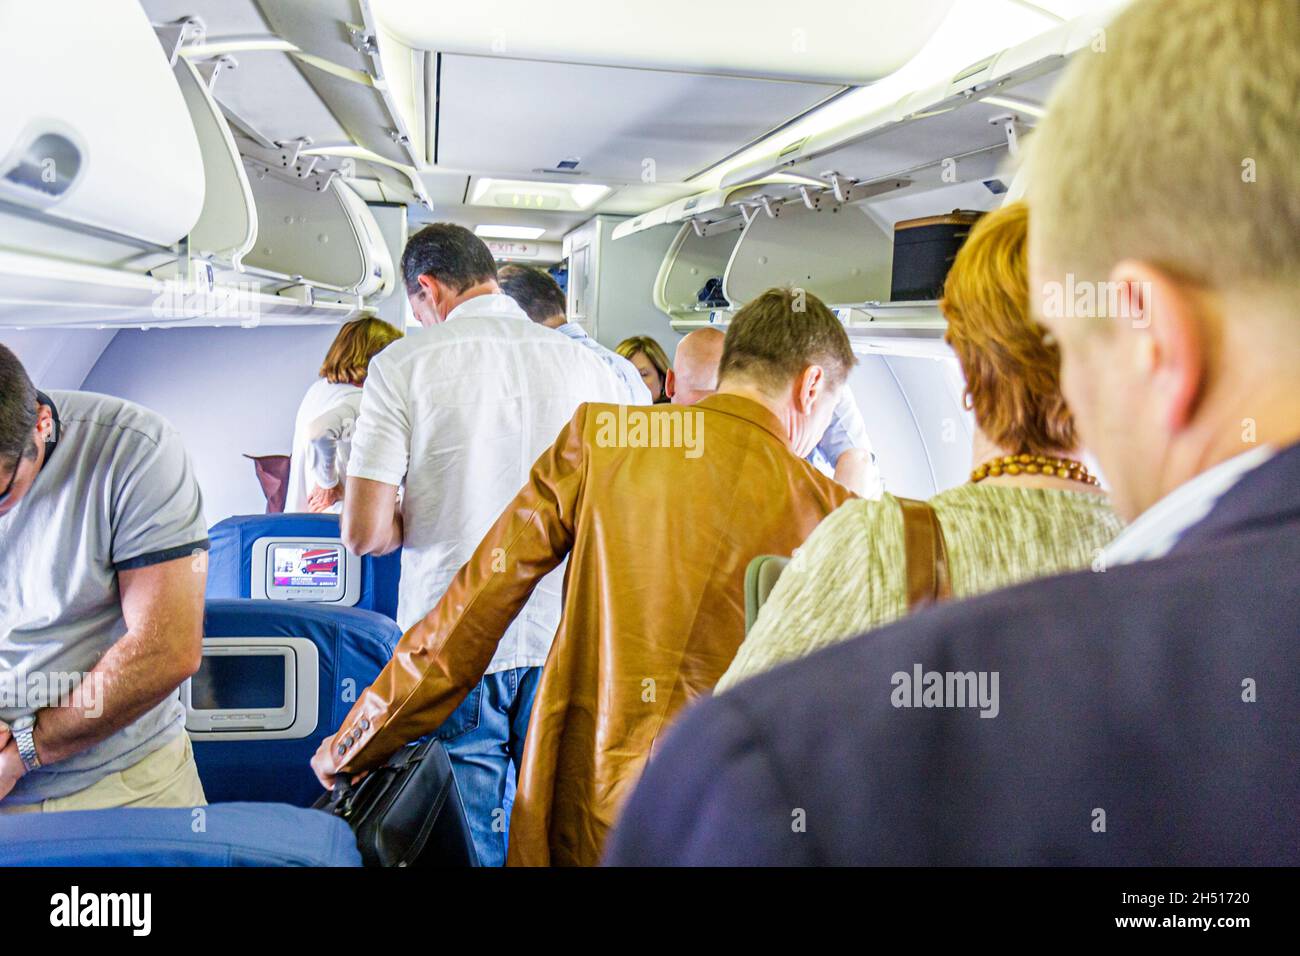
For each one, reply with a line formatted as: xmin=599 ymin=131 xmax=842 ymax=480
xmin=897 ymin=497 xmax=953 ymax=611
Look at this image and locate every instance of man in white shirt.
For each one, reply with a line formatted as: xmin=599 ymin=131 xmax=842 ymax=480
xmin=339 ymin=224 xmax=624 ymax=865
xmin=497 ymin=263 xmax=652 ymax=404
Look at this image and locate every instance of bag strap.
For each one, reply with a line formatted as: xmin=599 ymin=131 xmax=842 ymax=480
xmin=897 ymin=497 xmax=953 ymax=611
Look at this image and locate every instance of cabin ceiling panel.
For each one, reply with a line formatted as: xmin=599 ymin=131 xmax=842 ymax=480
xmin=372 ymin=0 xmax=956 ymax=85
xmin=438 ymin=56 xmax=842 ymax=184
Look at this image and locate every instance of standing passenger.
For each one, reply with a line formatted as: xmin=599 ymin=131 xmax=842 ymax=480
xmin=284 ymin=317 xmax=403 ymax=514
xmin=615 ymin=335 xmax=672 ymax=403
xmin=0 ymin=345 xmax=208 ymax=813
xmin=336 ymin=224 xmax=624 ymax=867
xmin=313 ymin=288 xmax=858 ymax=865
xmin=666 ymin=327 xmax=882 ymax=498
xmin=665 ymin=328 xmax=725 ymax=406
xmin=498 ymin=264 xmax=651 ymax=404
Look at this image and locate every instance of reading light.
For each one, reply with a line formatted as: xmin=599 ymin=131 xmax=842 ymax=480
xmin=475 ymin=224 xmax=547 ymax=240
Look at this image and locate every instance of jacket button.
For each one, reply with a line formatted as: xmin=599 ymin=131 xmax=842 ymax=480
xmin=336 ymin=744 xmax=346 ymax=756
xmin=360 ymin=719 xmax=370 ymax=730
xmin=343 ymin=735 xmax=355 ymax=748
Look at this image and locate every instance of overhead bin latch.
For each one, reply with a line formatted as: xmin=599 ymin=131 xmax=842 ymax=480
xmin=989 ymin=114 xmax=1026 ymax=159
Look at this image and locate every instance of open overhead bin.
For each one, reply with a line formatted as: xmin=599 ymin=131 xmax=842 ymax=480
xmin=0 ymin=2 xmax=395 ymax=329
xmin=719 ymin=11 xmax=1111 ymax=190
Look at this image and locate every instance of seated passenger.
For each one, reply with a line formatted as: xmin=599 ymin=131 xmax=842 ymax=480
xmin=615 ymin=335 xmax=671 ymax=403
xmin=312 ymin=288 xmax=858 ymax=865
xmin=499 ymin=264 xmax=651 ymax=404
xmin=717 ymin=201 xmax=1123 ymax=691
xmin=0 ymin=345 xmax=208 ymax=813
xmin=284 ymin=317 xmax=403 ymax=514
xmin=665 ymin=328 xmax=724 ymax=405
xmin=606 ymin=0 xmax=1300 ymax=866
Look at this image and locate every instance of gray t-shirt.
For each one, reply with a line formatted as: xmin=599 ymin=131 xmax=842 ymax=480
xmin=0 ymin=390 xmax=208 ymax=804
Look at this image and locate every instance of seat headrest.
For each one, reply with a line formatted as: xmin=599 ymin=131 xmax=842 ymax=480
xmin=207 ymin=513 xmax=401 ymax=620
xmin=0 ymin=802 xmax=361 ymax=866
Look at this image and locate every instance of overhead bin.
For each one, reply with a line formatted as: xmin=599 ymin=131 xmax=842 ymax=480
xmin=172 ymin=58 xmax=259 ymax=266
xmin=719 ymin=12 xmax=1110 ymax=189
xmin=0 ymin=0 xmax=204 ymax=246
xmin=371 ymin=0 xmax=957 ymax=85
xmin=240 ymin=165 xmax=393 ymax=297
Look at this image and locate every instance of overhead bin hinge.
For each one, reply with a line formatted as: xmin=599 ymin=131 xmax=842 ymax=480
xmin=244 ymin=155 xmax=336 ymax=194
xmin=198 ymin=55 xmax=238 ymax=94
xmin=759 ymin=196 xmax=781 ymax=219
xmin=242 ymin=137 xmax=323 ymax=180
xmin=989 ymin=114 xmax=1027 ymax=159
xmin=798 ymin=186 xmax=826 ymax=212
xmin=819 ymin=171 xmax=913 ymax=205
xmin=153 ymin=16 xmax=206 ymax=67
xmin=738 ymin=203 xmax=759 ymax=227
xmin=689 ymin=218 xmax=708 ymax=238
xmin=348 ymin=26 xmax=380 ymax=57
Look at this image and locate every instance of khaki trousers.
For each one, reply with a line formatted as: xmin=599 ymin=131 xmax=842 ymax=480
xmin=0 ymin=732 xmax=207 ymax=814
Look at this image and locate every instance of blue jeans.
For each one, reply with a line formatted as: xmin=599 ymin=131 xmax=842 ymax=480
xmin=434 ymin=667 xmax=541 ymax=867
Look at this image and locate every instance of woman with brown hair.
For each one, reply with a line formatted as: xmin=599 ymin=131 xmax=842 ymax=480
xmin=285 ymin=316 xmax=403 ymax=513
xmin=717 ymin=201 xmax=1124 ymax=690
xmin=615 ymin=335 xmax=672 ymax=403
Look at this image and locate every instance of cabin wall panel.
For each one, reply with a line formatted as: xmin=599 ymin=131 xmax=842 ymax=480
xmin=1 ymin=329 xmax=118 ymax=391
xmin=81 ymin=325 xmax=340 ymax=526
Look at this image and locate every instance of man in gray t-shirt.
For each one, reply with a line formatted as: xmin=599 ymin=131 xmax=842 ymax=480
xmin=0 ymin=344 xmax=210 ymax=811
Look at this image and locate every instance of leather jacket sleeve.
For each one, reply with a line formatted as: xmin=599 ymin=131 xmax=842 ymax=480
xmin=323 ymin=404 xmax=589 ymax=775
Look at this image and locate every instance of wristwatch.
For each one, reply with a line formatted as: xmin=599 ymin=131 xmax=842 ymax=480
xmin=10 ymin=716 xmax=41 ymax=773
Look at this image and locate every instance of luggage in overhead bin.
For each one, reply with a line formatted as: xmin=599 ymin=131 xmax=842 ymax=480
xmin=889 ymin=210 xmax=984 ymax=302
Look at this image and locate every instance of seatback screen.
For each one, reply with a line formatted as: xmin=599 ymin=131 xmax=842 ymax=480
xmin=190 ymin=653 xmax=286 ymax=711
xmin=271 ymin=544 xmax=341 ymax=589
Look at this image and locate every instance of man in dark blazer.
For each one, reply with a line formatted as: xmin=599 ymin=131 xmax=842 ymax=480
xmin=605 ymin=0 xmax=1300 ymax=866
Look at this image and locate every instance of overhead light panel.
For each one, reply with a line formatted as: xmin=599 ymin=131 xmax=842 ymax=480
xmin=469 ymin=177 xmax=610 ymax=211
xmin=475 ymin=224 xmax=547 ymax=240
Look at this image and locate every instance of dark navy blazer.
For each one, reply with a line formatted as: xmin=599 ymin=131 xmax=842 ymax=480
xmin=606 ymin=443 xmax=1300 ymax=865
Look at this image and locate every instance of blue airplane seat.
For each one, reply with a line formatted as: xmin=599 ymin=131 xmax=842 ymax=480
xmin=192 ymin=600 xmax=400 ymax=806
xmin=207 ymin=513 xmax=401 ymax=621
xmin=0 ymin=803 xmax=361 ymax=866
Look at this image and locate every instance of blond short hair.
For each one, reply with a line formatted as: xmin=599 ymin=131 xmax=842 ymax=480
xmin=1027 ymin=0 xmax=1300 ymax=294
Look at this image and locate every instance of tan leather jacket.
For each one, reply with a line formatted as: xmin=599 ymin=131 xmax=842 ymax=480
xmin=321 ymin=394 xmax=855 ymax=865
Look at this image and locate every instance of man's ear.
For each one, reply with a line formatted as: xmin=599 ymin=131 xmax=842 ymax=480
xmin=795 ymin=365 xmax=825 ymax=414
xmin=36 ymin=404 xmax=53 ymax=440
xmin=1110 ymin=259 xmax=1207 ymax=433
xmin=664 ymin=368 xmax=677 ymax=399
xmin=416 ymin=274 xmax=444 ymax=315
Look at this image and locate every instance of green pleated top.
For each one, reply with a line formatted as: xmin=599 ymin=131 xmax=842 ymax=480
xmin=716 ymin=484 xmax=1125 ymax=692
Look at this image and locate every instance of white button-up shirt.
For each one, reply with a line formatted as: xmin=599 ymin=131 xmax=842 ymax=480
xmin=1102 ymin=445 xmax=1275 ymax=566
xmin=347 ymin=293 xmax=626 ymax=672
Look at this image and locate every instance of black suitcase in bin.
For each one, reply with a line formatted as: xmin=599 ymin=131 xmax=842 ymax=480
xmin=890 ymin=210 xmax=984 ymax=301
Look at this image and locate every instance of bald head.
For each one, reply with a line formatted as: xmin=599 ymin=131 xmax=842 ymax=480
xmin=667 ymin=328 xmax=725 ymax=405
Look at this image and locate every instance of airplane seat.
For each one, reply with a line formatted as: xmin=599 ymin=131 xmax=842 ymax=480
xmin=744 ymin=555 xmax=790 ymax=633
xmin=207 ymin=513 xmax=401 ymax=621
xmin=190 ymin=599 xmax=400 ymax=807
xmin=0 ymin=803 xmax=361 ymax=867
